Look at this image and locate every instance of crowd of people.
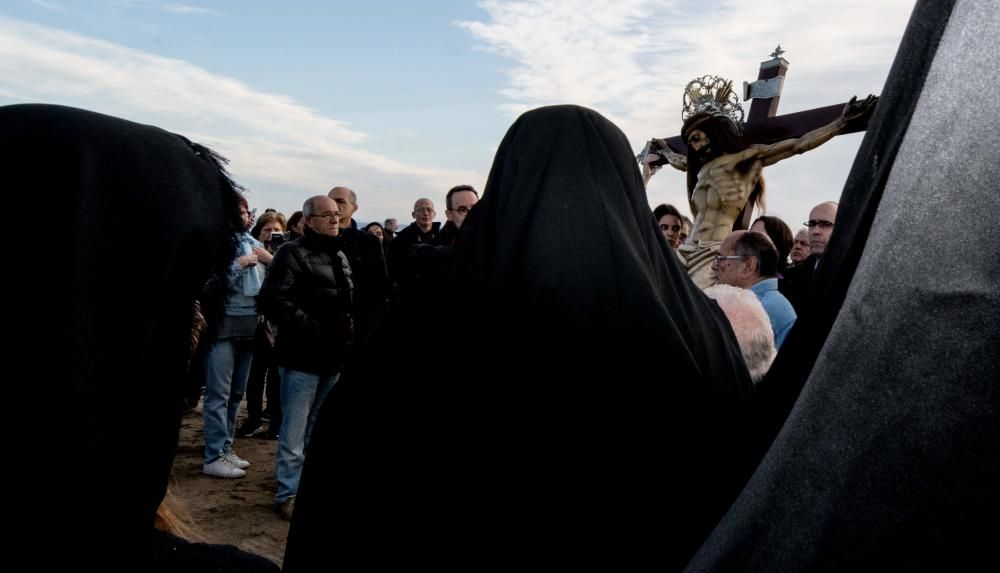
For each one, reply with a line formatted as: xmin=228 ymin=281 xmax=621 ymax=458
xmin=192 ymin=182 xmax=487 ymax=523
xmin=188 ymin=105 xmax=855 ymax=566
xmin=13 ymin=5 xmax=997 ymax=565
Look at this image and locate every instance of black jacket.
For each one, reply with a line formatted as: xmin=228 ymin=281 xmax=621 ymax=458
xmin=389 ymin=221 xmax=441 ymax=296
xmin=337 ymin=226 xmax=389 ymax=337
xmin=433 ymin=220 xmax=460 ymax=247
xmin=778 ymin=254 xmax=818 ymax=315
xmin=258 ymin=228 xmax=354 ymax=375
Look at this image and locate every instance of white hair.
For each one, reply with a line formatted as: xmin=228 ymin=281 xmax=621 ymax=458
xmin=703 ymin=284 xmax=776 ymax=385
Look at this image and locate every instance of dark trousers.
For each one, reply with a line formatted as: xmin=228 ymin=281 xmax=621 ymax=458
xmin=244 ymin=351 xmax=282 ymax=431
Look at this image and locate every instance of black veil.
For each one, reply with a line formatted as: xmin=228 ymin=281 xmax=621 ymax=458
xmin=3 ymin=104 xmax=239 ymax=567
xmin=286 ymin=105 xmax=753 ymax=569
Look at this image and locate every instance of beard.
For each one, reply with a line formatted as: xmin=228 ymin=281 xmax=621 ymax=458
xmin=694 ymin=144 xmax=722 ymax=164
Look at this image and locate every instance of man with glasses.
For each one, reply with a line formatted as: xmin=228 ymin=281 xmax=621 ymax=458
xmin=437 ymin=185 xmax=479 ymax=247
xmin=804 ymin=201 xmax=838 ymax=261
xmin=258 ymin=195 xmax=355 ymax=521
xmin=713 ymin=231 xmax=797 ymax=348
xmin=781 ymin=201 xmax=838 ymax=314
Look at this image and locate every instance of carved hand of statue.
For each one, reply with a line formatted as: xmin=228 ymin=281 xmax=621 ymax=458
xmin=842 ymin=94 xmax=879 ymax=124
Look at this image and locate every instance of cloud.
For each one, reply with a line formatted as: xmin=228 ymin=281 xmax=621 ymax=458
xmin=0 ymin=16 xmax=483 ymax=216
xmin=29 ymin=0 xmax=62 ymax=10
xmin=162 ymin=3 xmax=218 ymax=15
xmin=457 ymin=0 xmax=916 ymax=226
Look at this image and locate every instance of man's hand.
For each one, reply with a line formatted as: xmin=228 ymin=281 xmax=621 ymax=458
xmin=842 ymin=94 xmax=878 ymax=123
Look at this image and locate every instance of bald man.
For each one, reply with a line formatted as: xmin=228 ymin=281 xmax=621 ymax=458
xmin=327 ymin=185 xmax=389 ymax=340
xmin=390 ymin=198 xmax=442 ymax=299
xmin=780 ymin=201 xmax=838 ymax=315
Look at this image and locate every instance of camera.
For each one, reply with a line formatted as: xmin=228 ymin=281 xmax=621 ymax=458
xmin=636 ymin=138 xmax=672 ymax=167
xmin=270 ymin=232 xmax=287 ymax=248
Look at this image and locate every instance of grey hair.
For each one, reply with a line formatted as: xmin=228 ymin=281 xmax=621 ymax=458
xmin=329 ymin=186 xmax=357 ymax=206
xmin=302 ymin=196 xmax=326 ymax=217
xmin=703 ymin=284 xmax=776 ymax=385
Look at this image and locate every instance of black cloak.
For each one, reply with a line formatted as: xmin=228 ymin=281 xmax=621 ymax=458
xmin=284 ymin=105 xmax=753 ymax=569
xmin=686 ymin=0 xmax=1000 ymax=570
xmin=1 ymin=104 xmax=271 ymax=569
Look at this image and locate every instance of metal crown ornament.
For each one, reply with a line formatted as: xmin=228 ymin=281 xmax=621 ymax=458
xmin=682 ymin=75 xmax=745 ymax=125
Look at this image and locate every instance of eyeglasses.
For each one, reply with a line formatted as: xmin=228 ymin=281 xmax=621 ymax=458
xmin=414 ymin=208 xmax=435 ymax=214
xmin=308 ymin=212 xmax=339 ymax=220
xmin=804 ymin=219 xmax=835 ymax=229
xmin=659 ymin=224 xmax=681 ymax=232
xmin=448 ymin=205 xmax=473 ymax=214
xmin=713 ymin=255 xmax=748 ymax=264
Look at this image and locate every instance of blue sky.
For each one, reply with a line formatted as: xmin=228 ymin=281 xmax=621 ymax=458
xmin=2 ymin=0 xmax=915 ymax=229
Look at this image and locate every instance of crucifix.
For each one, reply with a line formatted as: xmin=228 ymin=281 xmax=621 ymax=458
xmin=641 ymin=46 xmax=878 ymax=288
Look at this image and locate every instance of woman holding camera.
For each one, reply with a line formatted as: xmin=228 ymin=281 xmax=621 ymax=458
xmin=237 ymin=211 xmax=286 ymax=440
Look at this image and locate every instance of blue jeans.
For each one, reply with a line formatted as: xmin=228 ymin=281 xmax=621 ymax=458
xmin=203 ymin=338 xmax=254 ymax=463
xmin=275 ymin=367 xmax=339 ymax=503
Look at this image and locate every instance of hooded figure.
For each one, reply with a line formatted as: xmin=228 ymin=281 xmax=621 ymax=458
xmin=3 ymin=104 xmax=276 ymax=570
xmin=285 ymin=105 xmax=753 ymax=570
xmin=686 ymin=0 xmax=1000 ymax=570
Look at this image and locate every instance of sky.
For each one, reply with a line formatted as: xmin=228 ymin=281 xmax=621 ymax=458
xmin=2 ymin=0 xmax=917 ymax=230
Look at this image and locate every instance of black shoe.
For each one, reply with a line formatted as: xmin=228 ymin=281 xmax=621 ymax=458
xmin=236 ymin=421 xmax=264 ymax=438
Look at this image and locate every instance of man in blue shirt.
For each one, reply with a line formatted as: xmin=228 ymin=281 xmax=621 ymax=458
xmin=712 ymin=230 xmax=797 ymax=348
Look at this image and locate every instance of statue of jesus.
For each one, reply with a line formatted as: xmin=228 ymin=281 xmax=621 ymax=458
xmin=643 ymin=94 xmax=877 ymax=288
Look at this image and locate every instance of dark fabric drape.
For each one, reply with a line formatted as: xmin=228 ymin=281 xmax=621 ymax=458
xmin=686 ymin=0 xmax=1000 ymax=570
xmin=3 ymin=104 xmax=240 ymax=567
xmin=285 ymin=104 xmax=753 ymax=570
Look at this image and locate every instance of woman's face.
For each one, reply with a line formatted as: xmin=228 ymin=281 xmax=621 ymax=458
xmin=239 ymin=205 xmax=253 ymax=231
xmin=258 ymin=221 xmax=285 ymax=243
xmin=366 ymin=226 xmax=384 ymax=242
xmin=658 ymin=214 xmax=683 ymax=249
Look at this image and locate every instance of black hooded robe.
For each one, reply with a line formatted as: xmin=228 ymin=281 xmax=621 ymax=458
xmin=285 ymin=104 xmax=754 ymax=570
xmin=2 ymin=104 xmax=275 ymax=570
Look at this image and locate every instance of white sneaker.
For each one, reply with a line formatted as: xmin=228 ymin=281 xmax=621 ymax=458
xmin=223 ymin=451 xmax=251 ymax=469
xmin=203 ymin=457 xmax=247 ymax=478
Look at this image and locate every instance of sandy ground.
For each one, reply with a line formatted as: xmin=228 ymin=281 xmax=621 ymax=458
xmin=169 ymin=406 xmax=288 ymax=568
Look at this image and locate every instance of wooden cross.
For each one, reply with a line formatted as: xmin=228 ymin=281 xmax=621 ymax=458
xmin=662 ymin=46 xmax=872 ymax=229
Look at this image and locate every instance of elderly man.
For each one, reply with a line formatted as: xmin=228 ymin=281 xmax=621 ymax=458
xmin=258 ymin=195 xmax=355 ymax=521
xmin=390 ymin=198 xmax=441 ymax=297
xmin=713 ymin=230 xmax=797 ymax=348
xmin=328 ymin=185 xmax=389 ymax=338
xmin=703 ymin=284 xmax=776 ymax=384
xmin=789 ymin=227 xmax=811 ymax=266
xmin=436 ymin=185 xmax=479 ymax=247
xmin=384 ymin=218 xmax=398 ymax=238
